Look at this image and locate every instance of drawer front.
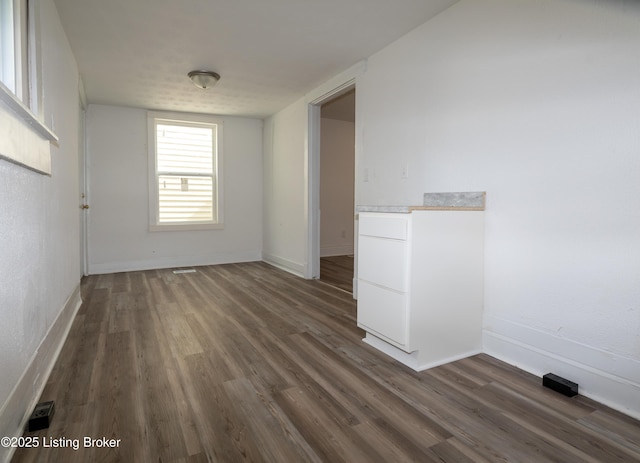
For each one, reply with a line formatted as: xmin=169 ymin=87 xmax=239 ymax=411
xmin=359 ymin=213 xmax=408 ymax=240
xmin=357 ymin=236 xmax=408 ymax=292
xmin=357 ymin=281 xmax=407 ymax=347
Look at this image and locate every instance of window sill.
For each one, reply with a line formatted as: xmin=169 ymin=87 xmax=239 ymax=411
xmin=0 ymin=81 xmax=58 ymax=175
xmin=149 ymin=223 xmax=224 ymax=232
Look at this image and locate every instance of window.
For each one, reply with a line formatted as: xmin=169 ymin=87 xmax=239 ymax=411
xmin=0 ymin=0 xmax=16 ymax=91
xmin=148 ymin=112 xmax=223 ymax=231
xmin=0 ymin=0 xmax=53 ymax=175
xmin=0 ymin=0 xmax=40 ymax=110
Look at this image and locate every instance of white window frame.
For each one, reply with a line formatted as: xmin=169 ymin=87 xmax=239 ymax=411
xmin=0 ymin=0 xmax=55 ymax=175
xmin=147 ymin=111 xmax=224 ymax=231
xmin=0 ymin=0 xmax=17 ymax=92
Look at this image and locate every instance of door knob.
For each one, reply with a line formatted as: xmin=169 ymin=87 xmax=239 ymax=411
xmin=80 ymin=204 xmax=90 ymax=209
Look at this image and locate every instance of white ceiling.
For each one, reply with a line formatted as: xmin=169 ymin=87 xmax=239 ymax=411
xmin=53 ymin=0 xmax=458 ymax=118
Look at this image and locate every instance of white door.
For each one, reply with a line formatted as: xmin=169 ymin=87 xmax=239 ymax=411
xmin=78 ymin=102 xmax=88 ymax=276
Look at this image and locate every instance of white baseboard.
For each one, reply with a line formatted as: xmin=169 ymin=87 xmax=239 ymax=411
xmin=262 ymin=253 xmax=306 ymax=278
xmin=320 ymin=245 xmax=354 ymax=257
xmin=0 ymin=283 xmax=82 ymax=463
xmin=483 ymin=315 xmax=640 ymax=420
xmin=363 ymin=333 xmax=481 ymax=372
xmin=88 ymin=250 xmax=262 ymax=274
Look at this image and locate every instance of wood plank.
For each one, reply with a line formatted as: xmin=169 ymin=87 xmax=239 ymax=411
xmin=275 ymin=386 xmax=383 ymax=462
xmin=223 ymin=377 xmax=320 ymax=463
xmin=12 ymin=262 xmax=640 ymax=463
xmin=320 ymin=255 xmax=354 ymax=293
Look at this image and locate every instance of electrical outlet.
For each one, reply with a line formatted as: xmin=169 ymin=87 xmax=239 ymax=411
xmin=401 ymin=162 xmax=409 ymax=179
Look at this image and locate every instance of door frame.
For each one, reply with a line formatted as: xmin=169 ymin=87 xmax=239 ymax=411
xmin=79 ymin=83 xmax=89 ymax=276
xmin=306 ymin=79 xmax=356 ymax=279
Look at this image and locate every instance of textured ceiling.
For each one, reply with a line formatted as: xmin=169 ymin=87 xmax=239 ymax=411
xmin=53 ymin=0 xmax=458 ymax=118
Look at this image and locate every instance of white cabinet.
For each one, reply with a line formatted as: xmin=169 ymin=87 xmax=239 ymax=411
xmin=356 ymin=210 xmax=484 ymax=370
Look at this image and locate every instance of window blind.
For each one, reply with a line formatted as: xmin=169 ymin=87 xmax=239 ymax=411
xmin=156 ymin=122 xmax=216 ymax=224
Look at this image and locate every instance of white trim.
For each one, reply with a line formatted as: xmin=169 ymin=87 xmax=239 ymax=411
xmin=27 ymin=0 xmax=43 ymax=119
xmin=79 ymin=103 xmax=88 ymax=276
xmin=0 ymin=0 xmax=56 ymax=176
xmin=78 ymin=76 xmax=87 ymax=111
xmin=320 ymin=245 xmax=354 ymax=257
xmin=0 ymin=96 xmax=52 ymax=174
xmin=483 ymin=315 xmax=640 ymax=420
xmin=306 ymin=81 xmax=357 ymax=279
xmin=306 ymin=103 xmax=321 ymax=279
xmin=363 ymin=333 xmax=482 ymax=372
xmin=0 ymin=0 xmax=53 ymax=141
xmin=0 ymin=284 xmax=82 ymax=463
xmin=262 ymin=253 xmax=306 ymax=278
xmin=305 ymin=70 xmax=360 ymax=279
xmin=305 ymin=60 xmax=365 ymax=104
xmin=147 ymin=111 xmax=224 ymax=231
xmin=149 ymin=222 xmax=224 ymax=232
xmin=88 ymin=250 xmax=261 ymax=275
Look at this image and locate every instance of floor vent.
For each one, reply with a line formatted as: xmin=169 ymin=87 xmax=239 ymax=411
xmin=543 ymin=373 xmax=578 ymax=397
xmin=28 ymin=401 xmax=55 ymax=431
xmin=173 ymin=269 xmax=197 ymax=274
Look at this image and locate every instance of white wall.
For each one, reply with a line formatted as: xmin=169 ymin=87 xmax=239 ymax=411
xmin=263 ymin=63 xmax=364 ymax=277
xmin=357 ymin=0 xmax=640 ymax=417
xmin=86 ymin=104 xmax=263 ymax=273
xmin=320 ymin=117 xmax=355 ymax=256
xmin=0 ymin=0 xmax=82 ymax=459
xmin=262 ymin=101 xmax=309 ymax=275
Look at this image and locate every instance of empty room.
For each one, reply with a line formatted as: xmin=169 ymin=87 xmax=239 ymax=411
xmin=1 ymin=0 xmax=639 ymax=462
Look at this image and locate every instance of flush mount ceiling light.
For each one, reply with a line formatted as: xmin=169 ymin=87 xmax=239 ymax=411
xmin=188 ymin=70 xmax=221 ymax=89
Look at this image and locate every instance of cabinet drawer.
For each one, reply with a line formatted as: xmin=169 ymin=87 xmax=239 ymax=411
xmin=359 ymin=214 xmax=408 ymax=240
xmin=357 ymin=281 xmax=407 ymax=347
xmin=358 ymin=235 xmax=408 ymax=292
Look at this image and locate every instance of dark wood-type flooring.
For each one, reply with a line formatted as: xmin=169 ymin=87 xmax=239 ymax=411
xmin=13 ymin=262 xmax=640 ymax=462
xmin=320 ymin=255 xmax=353 ymax=293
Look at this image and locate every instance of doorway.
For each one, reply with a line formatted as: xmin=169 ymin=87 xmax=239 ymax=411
xmin=314 ymin=88 xmax=356 ymax=292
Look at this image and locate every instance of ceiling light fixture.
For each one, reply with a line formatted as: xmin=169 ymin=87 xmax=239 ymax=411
xmin=188 ymin=70 xmax=221 ymax=89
